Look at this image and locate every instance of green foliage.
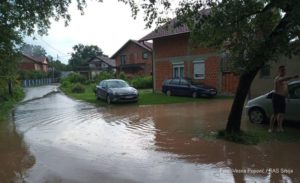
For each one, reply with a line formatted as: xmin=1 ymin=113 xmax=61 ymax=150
xmin=0 ymin=0 xmax=90 ymax=103
xmin=61 ymin=80 xmax=71 ymax=88
xmin=20 ymin=43 xmax=47 ymax=56
xmin=63 ymin=73 xmax=86 ymax=84
xmin=116 ymin=72 xmax=126 ymax=80
xmin=130 ymin=76 xmax=152 ymax=89
xmin=69 ymin=44 xmax=103 ymax=70
xmin=71 ymin=83 xmax=85 ymax=93
xmin=0 ymin=84 xmax=24 ymax=121
xmin=18 ymin=70 xmax=48 ymax=80
xmin=49 ymin=60 xmax=70 ymax=72
xmin=94 ymin=71 xmax=115 ymax=83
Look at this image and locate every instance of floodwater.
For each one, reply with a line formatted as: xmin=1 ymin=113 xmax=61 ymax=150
xmin=1 ymin=86 xmax=300 ymax=183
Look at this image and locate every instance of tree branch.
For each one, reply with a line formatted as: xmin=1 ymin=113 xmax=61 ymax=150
xmin=236 ymin=2 xmax=275 ymax=23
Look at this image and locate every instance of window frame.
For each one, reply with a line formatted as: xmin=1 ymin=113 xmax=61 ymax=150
xmin=193 ymin=60 xmax=205 ymax=79
xmin=142 ymin=52 xmax=148 ymax=60
xmin=172 ymin=63 xmax=184 ymax=78
xmin=120 ymin=55 xmax=126 ymax=65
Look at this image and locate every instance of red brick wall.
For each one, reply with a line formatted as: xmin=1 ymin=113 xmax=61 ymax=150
xmin=154 ymin=34 xmax=189 ymax=58
xmin=155 ymin=61 xmax=173 ymax=90
xmin=114 ymin=41 xmax=152 ymax=75
xmin=18 ymin=63 xmax=36 ymax=71
xmin=198 ymin=56 xmax=219 ymax=87
xmin=153 ymin=34 xmax=238 ymax=94
xmin=222 ymin=72 xmax=239 ymax=94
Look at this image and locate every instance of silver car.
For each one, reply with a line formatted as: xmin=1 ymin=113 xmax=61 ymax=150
xmin=245 ymin=80 xmax=300 ymax=123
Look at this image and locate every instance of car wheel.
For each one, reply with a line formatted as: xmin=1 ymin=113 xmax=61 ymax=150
xmin=166 ymin=90 xmax=172 ymax=96
xmin=106 ymin=95 xmax=111 ymax=104
xmin=249 ymin=108 xmax=266 ymax=124
xmin=192 ymin=92 xmax=197 ymax=98
xmin=96 ymin=93 xmax=101 ymax=100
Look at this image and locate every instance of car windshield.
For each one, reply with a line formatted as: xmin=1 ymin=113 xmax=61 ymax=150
xmin=107 ymin=80 xmax=129 ymax=88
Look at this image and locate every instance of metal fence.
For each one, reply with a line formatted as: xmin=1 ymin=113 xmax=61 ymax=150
xmin=22 ymin=78 xmax=59 ymax=87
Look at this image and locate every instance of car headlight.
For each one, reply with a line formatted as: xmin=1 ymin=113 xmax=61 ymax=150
xmin=133 ymin=89 xmax=138 ymax=94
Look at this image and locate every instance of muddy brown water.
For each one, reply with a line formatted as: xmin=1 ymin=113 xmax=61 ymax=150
xmin=1 ymin=88 xmax=299 ymax=183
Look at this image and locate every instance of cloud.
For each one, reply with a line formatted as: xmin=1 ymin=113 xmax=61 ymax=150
xmin=25 ymin=1 xmax=153 ymax=64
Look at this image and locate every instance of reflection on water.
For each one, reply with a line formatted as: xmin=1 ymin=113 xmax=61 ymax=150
xmin=0 ymin=116 xmax=35 ymax=182
xmin=8 ymin=90 xmax=300 ymax=183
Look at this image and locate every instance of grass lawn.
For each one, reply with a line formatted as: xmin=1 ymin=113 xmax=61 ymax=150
xmin=60 ymin=84 xmax=232 ymax=106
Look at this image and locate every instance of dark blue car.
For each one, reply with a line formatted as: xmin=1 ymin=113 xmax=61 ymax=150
xmin=162 ymin=78 xmax=217 ymax=98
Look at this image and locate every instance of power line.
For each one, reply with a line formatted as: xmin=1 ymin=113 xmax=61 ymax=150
xmin=36 ymin=36 xmax=71 ymax=57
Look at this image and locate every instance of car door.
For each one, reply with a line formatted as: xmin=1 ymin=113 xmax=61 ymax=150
xmin=98 ymin=81 xmax=107 ymax=99
xmin=179 ymin=79 xmax=191 ymax=96
xmin=169 ymin=79 xmax=181 ymax=95
xmin=286 ymin=83 xmax=300 ymax=121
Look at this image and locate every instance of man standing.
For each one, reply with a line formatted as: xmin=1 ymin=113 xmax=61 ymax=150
xmin=269 ymin=65 xmax=299 ymax=132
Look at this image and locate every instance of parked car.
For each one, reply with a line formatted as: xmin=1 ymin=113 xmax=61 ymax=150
xmin=245 ymin=80 xmax=300 ymax=124
xmin=96 ymin=79 xmax=139 ymax=104
xmin=162 ymin=78 xmax=217 ymax=98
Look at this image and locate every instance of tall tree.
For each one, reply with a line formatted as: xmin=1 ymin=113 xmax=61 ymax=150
xmin=20 ymin=43 xmax=47 ymax=57
xmin=0 ymin=0 xmax=101 ymax=98
xmin=68 ymin=44 xmax=103 ymax=70
xmin=120 ymin=0 xmax=300 ymax=133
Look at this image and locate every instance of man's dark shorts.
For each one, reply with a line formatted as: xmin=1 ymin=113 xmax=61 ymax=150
xmin=272 ymin=93 xmax=286 ymax=114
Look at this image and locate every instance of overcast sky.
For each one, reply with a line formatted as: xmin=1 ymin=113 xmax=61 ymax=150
xmin=25 ymin=1 xmax=175 ymax=64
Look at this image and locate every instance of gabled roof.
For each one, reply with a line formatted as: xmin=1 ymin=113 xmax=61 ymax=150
xmin=87 ymin=55 xmax=116 ymax=67
xmin=110 ymin=40 xmax=153 ymax=59
xmin=22 ymin=54 xmax=49 ymax=64
xmin=140 ymin=9 xmax=210 ymax=41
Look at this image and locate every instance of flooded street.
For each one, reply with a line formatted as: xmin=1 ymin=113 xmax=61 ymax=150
xmin=1 ymin=86 xmax=300 ymax=183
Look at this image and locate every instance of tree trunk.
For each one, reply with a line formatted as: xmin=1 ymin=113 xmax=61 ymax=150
xmin=8 ymin=79 xmax=13 ymax=97
xmin=225 ymin=69 xmax=260 ymax=133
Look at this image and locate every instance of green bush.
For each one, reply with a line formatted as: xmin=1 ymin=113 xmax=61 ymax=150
xmin=67 ymin=73 xmax=86 ymax=84
xmin=71 ymin=83 xmax=85 ymax=93
xmin=61 ymin=80 xmax=71 ymax=87
xmin=130 ymin=76 xmax=152 ymax=89
xmin=18 ymin=70 xmax=48 ymax=80
xmin=94 ymin=71 xmax=115 ymax=83
xmin=116 ymin=72 xmax=126 ymax=80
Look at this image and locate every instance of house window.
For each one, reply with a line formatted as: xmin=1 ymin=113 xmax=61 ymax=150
xmin=120 ymin=55 xmax=126 ymax=65
xmin=260 ymin=64 xmax=270 ymax=78
xmin=194 ymin=61 xmax=205 ymax=79
xmin=173 ymin=64 xmax=184 ymax=78
xmin=143 ymin=52 xmax=148 ymax=59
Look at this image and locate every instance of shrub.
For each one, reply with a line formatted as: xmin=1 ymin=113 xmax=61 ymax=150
xmin=67 ymin=73 xmax=86 ymax=84
xmin=94 ymin=71 xmax=115 ymax=83
xmin=71 ymin=83 xmax=85 ymax=93
xmin=61 ymin=80 xmax=71 ymax=87
xmin=130 ymin=76 xmax=152 ymax=89
xmin=18 ymin=70 xmax=48 ymax=80
xmin=116 ymin=72 xmax=126 ymax=80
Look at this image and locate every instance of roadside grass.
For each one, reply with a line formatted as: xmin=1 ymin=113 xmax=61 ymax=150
xmin=0 ymin=86 xmax=24 ymax=121
xmin=60 ymin=84 xmax=232 ymax=106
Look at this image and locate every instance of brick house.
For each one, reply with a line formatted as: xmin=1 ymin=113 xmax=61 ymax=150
xmin=18 ymin=54 xmax=49 ymax=72
xmin=111 ymin=39 xmax=153 ymax=75
xmin=76 ymin=55 xmax=116 ymax=80
xmin=140 ymin=20 xmax=238 ymax=94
